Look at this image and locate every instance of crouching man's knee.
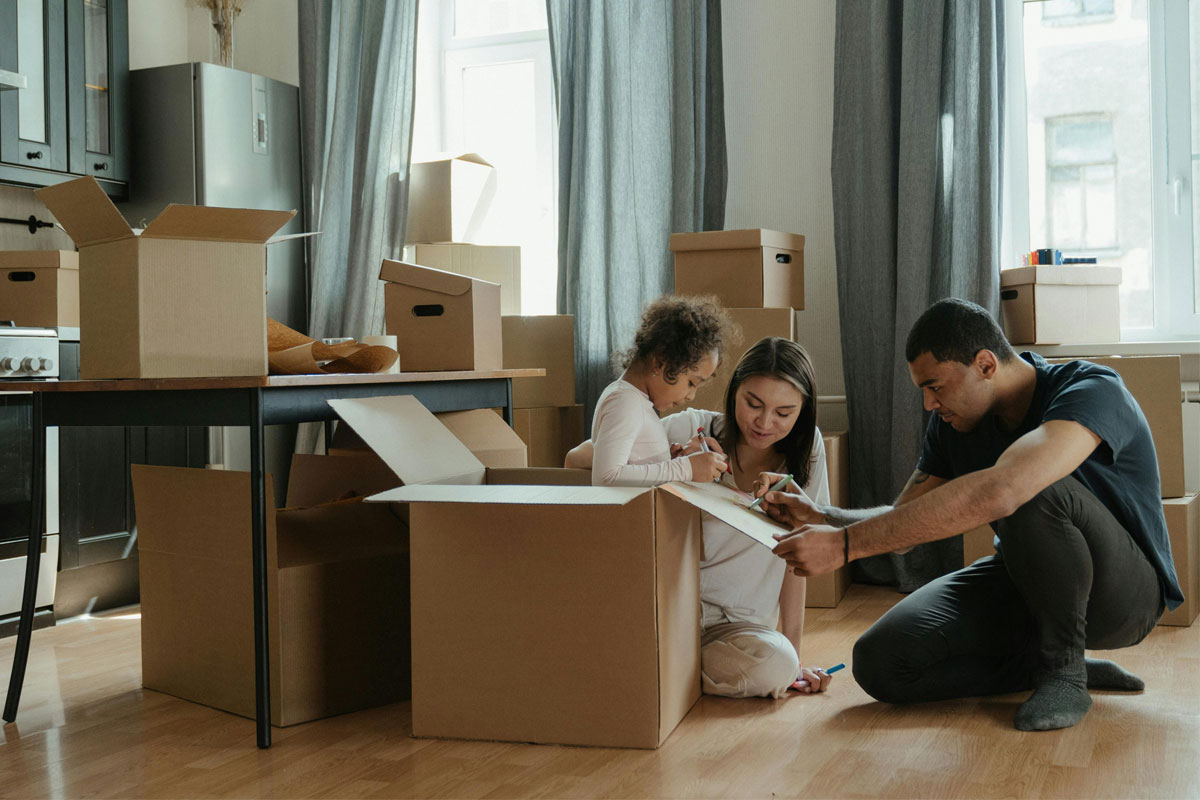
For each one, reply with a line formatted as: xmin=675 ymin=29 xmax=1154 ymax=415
xmin=852 ymin=623 xmax=909 ymax=704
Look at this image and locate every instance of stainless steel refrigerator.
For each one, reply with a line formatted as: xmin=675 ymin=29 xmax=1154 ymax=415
xmin=120 ymin=62 xmax=307 ymax=505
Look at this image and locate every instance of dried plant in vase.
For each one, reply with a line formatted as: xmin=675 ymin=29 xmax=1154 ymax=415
xmin=190 ymin=0 xmax=249 ymax=67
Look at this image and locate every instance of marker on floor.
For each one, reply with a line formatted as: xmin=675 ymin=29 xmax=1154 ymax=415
xmin=825 ymin=663 xmax=846 ymax=675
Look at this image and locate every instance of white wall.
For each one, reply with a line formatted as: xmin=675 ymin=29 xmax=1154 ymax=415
xmin=721 ymin=0 xmax=846 ymax=430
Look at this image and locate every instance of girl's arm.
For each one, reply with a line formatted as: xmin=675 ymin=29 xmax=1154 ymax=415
xmin=592 ymin=390 xmax=694 ymax=487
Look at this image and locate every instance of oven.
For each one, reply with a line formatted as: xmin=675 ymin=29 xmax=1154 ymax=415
xmin=0 ymin=324 xmax=62 ymax=634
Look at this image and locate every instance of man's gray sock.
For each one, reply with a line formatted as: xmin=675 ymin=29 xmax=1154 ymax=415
xmin=1085 ymin=658 xmax=1144 ymax=692
xmin=1014 ymin=669 xmax=1091 ymax=732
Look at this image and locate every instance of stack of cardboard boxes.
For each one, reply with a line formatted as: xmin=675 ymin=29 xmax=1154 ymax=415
xmin=667 ymin=228 xmax=851 ymax=607
xmin=501 ymin=315 xmax=585 ymax=467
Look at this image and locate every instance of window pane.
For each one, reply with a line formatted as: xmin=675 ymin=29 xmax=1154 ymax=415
xmin=16 ymin=0 xmax=46 ymax=143
xmin=455 ymin=0 xmax=547 ymax=38
xmin=1024 ymin=0 xmax=1154 ymax=329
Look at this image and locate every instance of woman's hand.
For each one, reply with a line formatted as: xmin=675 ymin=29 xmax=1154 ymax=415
xmin=791 ymin=665 xmax=834 ymax=694
xmin=752 ymin=471 xmax=801 ymax=500
xmin=758 ymin=483 xmax=824 ymax=528
xmin=688 ymin=450 xmax=729 ymax=482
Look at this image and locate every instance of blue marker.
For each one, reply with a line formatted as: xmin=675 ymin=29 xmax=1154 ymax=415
xmin=825 ymin=663 xmax=846 ymax=675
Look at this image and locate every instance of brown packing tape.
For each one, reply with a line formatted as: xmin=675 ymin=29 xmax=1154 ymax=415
xmin=266 ymin=319 xmax=398 ymax=375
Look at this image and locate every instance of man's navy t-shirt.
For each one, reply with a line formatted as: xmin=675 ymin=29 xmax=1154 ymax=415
xmin=916 ymin=352 xmax=1183 ymax=611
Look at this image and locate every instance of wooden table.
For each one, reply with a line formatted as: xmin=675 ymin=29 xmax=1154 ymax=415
xmin=1 ymin=369 xmax=543 ymax=748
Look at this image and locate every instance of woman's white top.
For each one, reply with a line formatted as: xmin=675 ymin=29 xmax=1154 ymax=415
xmin=591 ymin=379 xmax=694 ymax=486
xmin=662 ymin=408 xmax=830 ymax=630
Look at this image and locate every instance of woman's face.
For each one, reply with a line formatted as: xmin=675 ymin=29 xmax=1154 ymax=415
xmin=733 ymin=374 xmax=805 ymax=451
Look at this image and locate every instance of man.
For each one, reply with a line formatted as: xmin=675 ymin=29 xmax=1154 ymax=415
xmin=766 ymin=298 xmax=1181 ymax=731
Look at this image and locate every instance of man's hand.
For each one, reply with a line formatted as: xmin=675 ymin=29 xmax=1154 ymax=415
xmin=771 ymin=524 xmax=845 ymax=576
xmin=760 ymin=488 xmax=824 ymax=528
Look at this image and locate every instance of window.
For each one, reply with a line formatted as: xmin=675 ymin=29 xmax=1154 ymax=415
xmin=1005 ymin=0 xmax=1199 ymax=340
xmin=411 ymin=0 xmax=558 ymax=315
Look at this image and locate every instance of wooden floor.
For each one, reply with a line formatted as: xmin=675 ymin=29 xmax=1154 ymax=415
xmin=1 ymin=584 xmax=1197 ymax=799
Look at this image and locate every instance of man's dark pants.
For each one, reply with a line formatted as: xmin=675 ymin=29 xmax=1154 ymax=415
xmin=853 ymin=476 xmax=1164 ymax=702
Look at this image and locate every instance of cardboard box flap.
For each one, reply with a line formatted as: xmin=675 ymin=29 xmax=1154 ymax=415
xmin=669 ymin=228 xmax=805 ymax=253
xmin=140 ymin=204 xmax=296 ymax=243
xmin=1001 ymin=266 xmax=1123 ymax=287
xmin=0 ymin=251 xmax=77 ymax=270
xmin=434 ymin=409 xmax=528 ymax=468
xmin=34 ymin=175 xmax=134 ymax=246
xmin=418 ymin=151 xmax=493 ymax=168
xmin=378 ymin=259 xmax=481 ymax=297
xmin=659 ymin=481 xmax=791 ymax=548
xmin=328 ymin=395 xmax=486 ymax=486
xmin=370 ymin=483 xmax=649 ymax=505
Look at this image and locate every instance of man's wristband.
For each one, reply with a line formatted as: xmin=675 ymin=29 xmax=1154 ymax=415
xmin=843 ymin=526 xmax=850 ymax=567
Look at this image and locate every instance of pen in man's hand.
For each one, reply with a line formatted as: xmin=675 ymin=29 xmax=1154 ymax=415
xmin=747 ymin=472 xmax=794 ymax=510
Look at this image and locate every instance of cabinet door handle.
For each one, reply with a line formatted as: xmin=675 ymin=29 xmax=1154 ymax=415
xmin=93 ymin=162 xmax=108 ymax=171
xmin=26 ymin=151 xmax=42 ymax=160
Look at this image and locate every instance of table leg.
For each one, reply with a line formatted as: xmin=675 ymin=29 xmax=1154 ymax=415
xmin=249 ymin=389 xmax=272 ymax=748
xmin=3 ymin=394 xmax=46 ymax=723
xmin=503 ymin=378 xmax=513 ymax=426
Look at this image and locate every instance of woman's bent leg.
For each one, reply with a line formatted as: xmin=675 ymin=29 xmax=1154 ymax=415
xmin=701 ymin=622 xmax=800 ymax=699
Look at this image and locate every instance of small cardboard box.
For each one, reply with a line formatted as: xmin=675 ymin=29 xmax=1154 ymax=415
xmin=686 ymin=307 xmax=795 ymax=413
xmin=409 ymin=243 xmax=521 ymax=315
xmin=1159 ymin=494 xmax=1198 ymax=627
xmin=502 ymin=315 xmax=576 ymax=408
xmin=131 ymin=458 xmax=410 ymax=727
xmin=36 ymin=176 xmax=294 ymax=379
xmin=1001 ymin=266 xmax=1122 ymax=345
xmin=338 ymin=395 xmax=800 ymax=748
xmin=512 ymin=404 xmax=586 ymax=467
xmin=671 ymin=229 xmax=805 ymax=310
xmin=1048 ymin=356 xmax=1185 ymax=498
xmin=0 ymin=250 xmax=79 ymax=327
xmin=380 ymin=259 xmax=502 ymax=372
xmin=405 ymin=153 xmax=497 ymax=244
xmin=807 ymin=431 xmax=851 ymax=608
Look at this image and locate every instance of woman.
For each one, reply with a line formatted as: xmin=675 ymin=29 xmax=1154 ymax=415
xmin=567 ymin=337 xmax=835 ymax=698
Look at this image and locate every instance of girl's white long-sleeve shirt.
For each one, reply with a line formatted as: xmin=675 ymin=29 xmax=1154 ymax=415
xmin=590 ymin=379 xmax=694 ymax=486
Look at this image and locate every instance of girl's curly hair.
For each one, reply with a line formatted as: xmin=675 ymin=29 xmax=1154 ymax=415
xmin=615 ymin=295 xmax=736 ymax=383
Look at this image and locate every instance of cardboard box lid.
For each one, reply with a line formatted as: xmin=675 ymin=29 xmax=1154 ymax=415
xmin=378 ymin=259 xmax=496 ymax=297
xmin=669 ymin=228 xmax=805 ymax=253
xmin=140 ymin=204 xmax=296 ymax=244
xmin=1001 ymin=266 xmax=1123 ymax=287
xmin=328 ymin=395 xmax=487 ymax=486
xmin=375 ymin=482 xmax=648 ymax=505
xmin=0 ymin=250 xmax=78 ymax=270
xmin=35 ymin=176 xmax=137 ymax=247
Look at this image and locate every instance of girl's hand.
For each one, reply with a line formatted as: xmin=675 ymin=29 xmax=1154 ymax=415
xmin=678 ymin=432 xmax=725 ymax=457
xmin=688 ymin=451 xmax=729 ymax=482
xmin=791 ymin=665 xmax=833 ymax=694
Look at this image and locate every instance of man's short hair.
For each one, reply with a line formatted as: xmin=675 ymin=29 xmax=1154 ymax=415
xmin=904 ymin=298 xmax=1015 ymax=365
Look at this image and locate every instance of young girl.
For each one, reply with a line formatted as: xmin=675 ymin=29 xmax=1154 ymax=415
xmin=591 ymin=295 xmax=733 ymax=486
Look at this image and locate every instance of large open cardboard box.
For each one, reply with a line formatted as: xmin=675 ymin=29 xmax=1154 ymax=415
xmin=336 ymin=395 xmax=800 ymax=748
xmin=405 ymin=153 xmax=497 ymax=244
xmin=671 ymin=229 xmax=805 ymax=310
xmin=1001 ymin=266 xmax=1121 ymax=345
xmin=502 ymin=314 xmax=576 ymax=408
xmin=36 ymin=176 xmax=295 ymax=379
xmin=409 ymin=243 xmax=521 ymax=315
xmin=380 ymin=259 xmax=502 ymax=372
xmin=0 ymin=250 xmax=79 ymax=328
xmin=131 ymin=456 xmax=410 ymax=727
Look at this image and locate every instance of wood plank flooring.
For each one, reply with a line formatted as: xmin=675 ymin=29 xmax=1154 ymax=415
xmin=2 ymin=584 xmax=1197 ymax=799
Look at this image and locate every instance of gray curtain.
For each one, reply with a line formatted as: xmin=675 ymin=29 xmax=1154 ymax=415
xmin=297 ymin=0 xmax=418 ymax=452
xmin=831 ymin=0 xmax=1004 ymax=592
xmin=547 ymin=0 xmax=727 ymax=419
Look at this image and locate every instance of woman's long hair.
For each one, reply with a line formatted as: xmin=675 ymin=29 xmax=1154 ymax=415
xmin=718 ymin=337 xmax=818 ymax=488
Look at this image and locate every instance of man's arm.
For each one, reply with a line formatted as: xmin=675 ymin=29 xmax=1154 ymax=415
xmin=772 ymin=420 xmax=1100 ymax=575
xmin=818 ymin=467 xmax=948 ymax=526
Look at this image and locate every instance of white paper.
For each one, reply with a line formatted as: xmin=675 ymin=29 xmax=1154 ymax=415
xmin=660 ymin=480 xmax=798 ymax=548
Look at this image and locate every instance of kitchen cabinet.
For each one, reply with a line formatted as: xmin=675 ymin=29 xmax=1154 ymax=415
xmin=0 ymin=0 xmax=128 ymax=196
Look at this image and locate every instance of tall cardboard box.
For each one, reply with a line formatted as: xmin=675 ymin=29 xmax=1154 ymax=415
xmin=1001 ymin=266 xmax=1121 ymax=345
xmin=671 ymin=229 xmax=805 ymax=310
xmin=807 ymin=431 xmax=851 ymax=608
xmin=685 ymin=307 xmax=794 ymax=413
xmin=336 ymin=395 xmax=815 ymax=748
xmin=1159 ymin=494 xmax=1198 ymax=627
xmin=36 ymin=176 xmax=294 ymax=378
xmin=513 ymin=405 xmax=585 ymax=467
xmin=962 ymin=525 xmax=998 ymax=566
xmin=132 ymin=460 xmax=411 ymax=727
xmin=405 ymin=153 xmax=497 ymax=244
xmin=0 ymin=250 xmax=79 ymax=327
xmin=502 ymin=315 xmax=576 ymax=408
xmin=409 ymin=243 xmax=521 ymax=315
xmin=1048 ymin=356 xmax=1185 ymax=498
xmin=380 ymin=259 xmax=502 ymax=372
